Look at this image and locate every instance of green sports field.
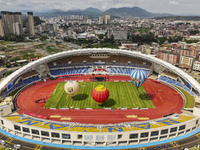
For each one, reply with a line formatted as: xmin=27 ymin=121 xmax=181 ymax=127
xmin=44 ymin=82 xmax=155 ymax=109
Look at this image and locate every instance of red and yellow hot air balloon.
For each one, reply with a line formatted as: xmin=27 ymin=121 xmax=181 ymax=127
xmin=91 ymin=85 xmax=109 ymax=105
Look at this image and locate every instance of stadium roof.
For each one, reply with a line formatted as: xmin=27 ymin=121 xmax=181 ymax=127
xmin=0 ymin=48 xmax=200 ymax=94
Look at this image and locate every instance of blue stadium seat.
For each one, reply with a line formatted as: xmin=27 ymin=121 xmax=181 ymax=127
xmin=107 ymin=67 xmax=150 ymax=76
xmin=159 ymin=76 xmax=195 ymax=96
xmin=49 ymin=67 xmax=91 ymax=76
xmin=6 ymin=75 xmax=40 ymax=96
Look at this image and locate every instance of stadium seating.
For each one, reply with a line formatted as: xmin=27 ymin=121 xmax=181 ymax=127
xmin=158 ymin=76 xmax=195 ymax=96
xmin=161 ymin=71 xmax=178 ymax=80
xmin=49 ymin=66 xmax=150 ymax=77
xmin=48 ymin=56 xmax=92 ymax=69
xmin=6 ymin=75 xmax=40 ymax=96
xmin=107 ymin=67 xmax=150 ymax=75
xmin=93 ymin=69 xmax=106 ymax=72
xmin=21 ymin=71 xmax=38 ymax=79
xmin=4 ymin=114 xmax=194 ymax=133
xmin=49 ymin=67 xmax=91 ymax=76
xmin=48 ymin=55 xmax=152 ymax=69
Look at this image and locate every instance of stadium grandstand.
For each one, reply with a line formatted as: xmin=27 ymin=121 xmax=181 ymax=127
xmin=0 ymin=48 xmax=200 ymax=149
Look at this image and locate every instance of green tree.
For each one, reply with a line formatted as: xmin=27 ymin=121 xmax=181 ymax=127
xmin=190 ymin=30 xmax=199 ymax=35
xmin=98 ymin=34 xmax=104 ymax=40
xmin=23 ymin=16 xmax=44 ymax=27
xmin=1 ymin=34 xmax=25 ymax=42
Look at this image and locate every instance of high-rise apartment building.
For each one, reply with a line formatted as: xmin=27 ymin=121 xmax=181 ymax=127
xmin=14 ymin=12 xmax=23 ymax=34
xmin=0 ymin=17 xmax=4 ymax=37
xmin=99 ymin=16 xmax=104 ymax=24
xmin=99 ymin=15 xmax=111 ymax=24
xmin=104 ymin=15 xmax=110 ymax=24
xmin=13 ymin=22 xmax=20 ymax=35
xmin=1 ymin=11 xmax=14 ymax=35
xmin=157 ymin=51 xmax=180 ymax=65
xmin=26 ymin=12 xmax=35 ymax=36
xmin=1 ymin=11 xmax=23 ymax=35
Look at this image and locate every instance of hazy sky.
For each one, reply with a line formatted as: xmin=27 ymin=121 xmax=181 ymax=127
xmin=0 ymin=0 xmax=199 ymax=15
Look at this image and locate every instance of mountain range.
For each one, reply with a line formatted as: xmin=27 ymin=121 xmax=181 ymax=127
xmin=34 ymin=7 xmax=171 ymax=18
xmin=34 ymin=6 xmax=172 ymax=18
xmin=103 ymin=7 xmax=153 ymax=18
xmin=104 ymin=7 xmax=172 ymax=18
xmin=35 ymin=7 xmax=103 ymax=18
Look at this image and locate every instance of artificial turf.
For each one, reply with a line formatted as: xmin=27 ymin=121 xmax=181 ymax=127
xmin=175 ymin=86 xmax=195 ymax=108
xmin=44 ymin=82 xmax=155 ymax=109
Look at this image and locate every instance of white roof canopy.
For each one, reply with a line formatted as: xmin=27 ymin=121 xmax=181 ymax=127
xmin=0 ymin=48 xmax=200 ymax=94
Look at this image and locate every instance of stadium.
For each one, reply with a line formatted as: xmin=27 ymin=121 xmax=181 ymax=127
xmin=0 ymin=48 xmax=200 ymax=149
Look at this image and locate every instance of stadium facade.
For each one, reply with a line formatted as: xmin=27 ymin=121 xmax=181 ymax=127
xmin=0 ymin=48 xmax=199 ymax=149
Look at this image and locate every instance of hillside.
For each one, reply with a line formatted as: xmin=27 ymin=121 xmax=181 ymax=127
xmin=35 ymin=6 xmax=172 ymax=18
xmin=103 ymin=7 xmax=154 ymax=18
xmin=35 ymin=7 xmax=102 ymax=18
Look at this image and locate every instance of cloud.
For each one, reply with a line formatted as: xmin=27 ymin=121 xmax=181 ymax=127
xmin=169 ymin=0 xmax=179 ymax=5
xmin=88 ymin=0 xmax=143 ymax=10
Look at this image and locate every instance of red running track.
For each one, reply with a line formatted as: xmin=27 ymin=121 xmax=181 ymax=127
xmin=16 ymin=76 xmax=184 ymax=124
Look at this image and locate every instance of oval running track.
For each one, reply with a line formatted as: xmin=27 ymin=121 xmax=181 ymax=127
xmin=16 ymin=77 xmax=184 ymax=124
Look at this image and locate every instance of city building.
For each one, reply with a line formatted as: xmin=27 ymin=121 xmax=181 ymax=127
xmin=95 ymin=30 xmax=106 ymax=35
xmin=99 ymin=15 xmax=111 ymax=25
xmin=0 ymin=55 xmax=7 ymax=66
xmin=174 ymin=47 xmax=199 ymax=60
xmin=26 ymin=12 xmax=35 ymax=36
xmin=158 ymin=43 xmax=200 ymax=68
xmin=86 ymin=19 xmax=92 ymax=25
xmin=13 ymin=22 xmax=21 ymax=35
xmin=46 ymin=23 xmax=59 ymax=32
xmin=1 ymin=11 xmax=23 ymax=35
xmin=179 ymin=55 xmax=194 ymax=69
xmin=1 ymin=11 xmax=11 ymax=35
xmin=157 ymin=51 xmax=179 ymax=66
xmin=40 ymin=23 xmax=47 ymax=32
xmin=14 ymin=12 xmax=23 ymax=34
xmin=108 ymin=29 xmax=128 ymax=40
xmin=193 ymin=61 xmax=200 ymax=71
xmin=188 ymin=36 xmax=200 ymax=40
xmin=140 ymin=45 xmax=153 ymax=55
xmin=0 ymin=17 xmax=4 ymax=37
xmin=99 ymin=16 xmax=104 ymax=24
xmin=121 ymin=43 xmax=139 ymax=51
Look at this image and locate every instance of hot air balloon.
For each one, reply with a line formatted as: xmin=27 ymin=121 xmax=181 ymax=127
xmin=91 ymin=85 xmax=109 ymax=105
xmin=64 ymin=81 xmax=79 ymax=97
xmin=130 ymin=69 xmax=148 ymax=89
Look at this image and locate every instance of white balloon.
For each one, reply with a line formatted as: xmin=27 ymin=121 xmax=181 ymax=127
xmin=64 ymin=81 xmax=79 ymax=97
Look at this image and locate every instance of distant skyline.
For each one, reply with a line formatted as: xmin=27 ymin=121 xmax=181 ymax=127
xmin=0 ymin=0 xmax=200 ymax=15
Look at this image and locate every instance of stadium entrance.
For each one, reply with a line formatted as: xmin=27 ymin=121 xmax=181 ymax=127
xmin=93 ymin=77 xmax=106 ymax=81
